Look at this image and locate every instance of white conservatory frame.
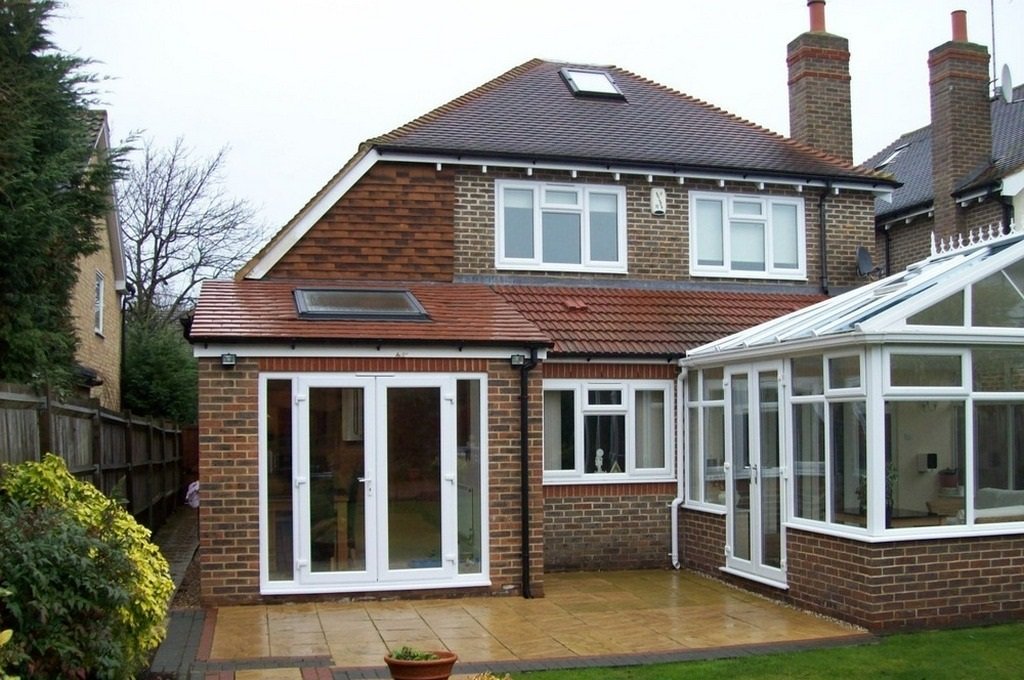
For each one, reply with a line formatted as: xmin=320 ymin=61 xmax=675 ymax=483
xmin=682 ymin=223 xmax=1024 ymax=547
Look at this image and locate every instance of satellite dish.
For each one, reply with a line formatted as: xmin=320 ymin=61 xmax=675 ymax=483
xmin=856 ymin=246 xmax=877 ymax=278
xmin=1001 ymin=64 xmax=1014 ymax=104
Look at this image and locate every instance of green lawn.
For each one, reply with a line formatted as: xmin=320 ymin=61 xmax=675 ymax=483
xmin=521 ymin=623 xmax=1024 ymax=679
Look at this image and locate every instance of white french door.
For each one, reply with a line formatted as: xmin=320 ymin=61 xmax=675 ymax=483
xmin=291 ymin=375 xmax=458 ymax=588
xmin=724 ymin=363 xmax=786 ymax=585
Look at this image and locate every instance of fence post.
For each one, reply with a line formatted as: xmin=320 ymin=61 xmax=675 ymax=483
xmin=125 ymin=411 xmax=137 ymax=516
xmin=146 ymin=419 xmax=155 ymax=528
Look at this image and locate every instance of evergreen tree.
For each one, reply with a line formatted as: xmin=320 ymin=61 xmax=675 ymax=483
xmin=0 ymin=0 xmax=122 ymax=392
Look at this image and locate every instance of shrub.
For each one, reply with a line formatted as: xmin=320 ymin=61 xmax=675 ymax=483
xmin=0 ymin=455 xmax=174 ymax=679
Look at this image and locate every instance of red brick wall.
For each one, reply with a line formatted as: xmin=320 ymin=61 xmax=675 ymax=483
xmin=786 ymin=529 xmax=1024 ymax=631
xmin=787 ymin=32 xmax=853 ymax=164
xmin=197 ymin=355 xmax=544 ymax=605
xmin=678 ymin=510 xmax=1024 ymax=632
xmin=929 ymin=40 xmax=991 ymax=239
xmin=198 ymin=357 xmax=261 ymax=604
xmin=267 ymin=162 xmax=455 ymax=281
xmin=544 ymin=483 xmax=676 ymax=570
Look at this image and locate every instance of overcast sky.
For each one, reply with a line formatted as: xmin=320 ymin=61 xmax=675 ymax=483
xmin=50 ymin=0 xmax=1024 ymax=234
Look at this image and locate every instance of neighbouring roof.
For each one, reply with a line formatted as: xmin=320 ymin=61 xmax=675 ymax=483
xmin=867 ymin=84 xmax=1024 ymax=223
xmin=494 ymin=285 xmax=823 ymax=358
xmin=687 ymin=229 xmax=1024 ymax=360
xmin=188 ymin=279 xmax=551 ymax=347
xmin=372 ymin=59 xmax=890 ymax=185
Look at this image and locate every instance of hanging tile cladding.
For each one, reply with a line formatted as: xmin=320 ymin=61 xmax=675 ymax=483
xmin=196 ymin=355 xmax=545 ymax=604
xmin=543 ymin=363 xmax=677 ymax=380
xmin=266 ymin=162 xmax=455 ymax=281
xmin=454 ymin=166 xmax=876 ymax=287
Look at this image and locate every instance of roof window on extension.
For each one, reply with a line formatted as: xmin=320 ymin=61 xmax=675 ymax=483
xmin=294 ymin=288 xmax=428 ymax=320
xmin=559 ymin=67 xmax=626 ymax=100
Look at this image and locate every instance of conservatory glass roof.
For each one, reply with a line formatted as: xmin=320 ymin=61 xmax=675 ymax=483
xmin=687 ymin=226 xmax=1024 ymax=359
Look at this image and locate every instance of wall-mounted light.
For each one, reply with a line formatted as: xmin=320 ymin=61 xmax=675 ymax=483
xmin=510 ymin=353 xmax=526 ymax=367
xmin=220 ymin=353 xmax=237 ymax=368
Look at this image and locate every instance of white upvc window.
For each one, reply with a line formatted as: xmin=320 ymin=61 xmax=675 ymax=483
xmin=543 ymin=380 xmax=673 ymax=482
xmin=496 ymin=180 xmax=627 ymax=273
xmin=689 ymin=191 xmax=806 ymax=279
xmin=93 ymin=271 xmax=105 ymax=336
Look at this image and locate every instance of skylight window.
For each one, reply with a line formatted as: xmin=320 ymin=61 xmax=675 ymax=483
xmin=875 ymin=144 xmax=909 ymax=170
xmin=560 ymin=68 xmax=625 ymax=100
xmin=294 ymin=289 xmax=428 ymax=320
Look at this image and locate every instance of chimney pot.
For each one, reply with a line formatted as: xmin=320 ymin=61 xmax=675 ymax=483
xmin=809 ymin=0 xmax=826 ymax=32
xmin=951 ymin=9 xmax=967 ymax=42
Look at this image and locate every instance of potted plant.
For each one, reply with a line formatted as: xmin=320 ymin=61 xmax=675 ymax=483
xmin=384 ymin=646 xmax=458 ymax=680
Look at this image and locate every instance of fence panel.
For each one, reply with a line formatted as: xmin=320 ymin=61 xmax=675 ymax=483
xmin=0 ymin=383 xmax=182 ymax=530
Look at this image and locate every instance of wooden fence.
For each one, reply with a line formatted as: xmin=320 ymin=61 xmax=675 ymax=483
xmin=0 ymin=382 xmax=183 ymax=530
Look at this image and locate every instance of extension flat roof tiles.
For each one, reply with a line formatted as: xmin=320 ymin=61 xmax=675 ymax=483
xmin=372 ymin=59 xmax=892 ymax=185
xmin=493 ymin=285 xmax=823 ymax=358
xmin=189 ymin=279 xmax=551 ymax=347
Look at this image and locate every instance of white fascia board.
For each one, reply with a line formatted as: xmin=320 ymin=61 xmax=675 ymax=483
xmin=244 ymin=149 xmax=381 ymax=279
xmin=193 ymin=343 xmax=549 ymax=362
xmin=374 ymin=150 xmax=890 ymax=194
xmin=1002 ymin=168 xmax=1024 ymax=197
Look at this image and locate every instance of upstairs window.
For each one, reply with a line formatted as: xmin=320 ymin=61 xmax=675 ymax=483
xmin=689 ymin=191 xmax=805 ymax=279
xmin=496 ymin=180 xmax=627 ymax=273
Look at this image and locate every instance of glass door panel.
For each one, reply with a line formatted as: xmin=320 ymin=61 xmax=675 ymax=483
xmin=386 ymin=386 xmax=443 ymax=571
xmin=730 ymin=374 xmax=751 ymax=562
xmin=308 ymin=386 xmax=368 ymax=574
xmin=758 ymin=371 xmax=782 ymax=571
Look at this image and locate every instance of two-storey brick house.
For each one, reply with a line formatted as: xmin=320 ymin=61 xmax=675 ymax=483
xmin=189 ymin=2 xmax=896 ymax=608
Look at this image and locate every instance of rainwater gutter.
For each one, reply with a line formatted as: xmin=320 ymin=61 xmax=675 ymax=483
xmin=517 ymin=348 xmax=539 ymax=598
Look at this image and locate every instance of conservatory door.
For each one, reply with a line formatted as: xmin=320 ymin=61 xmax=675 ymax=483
xmin=725 ymin=364 xmax=786 ymax=585
xmin=293 ymin=375 xmax=456 ymax=588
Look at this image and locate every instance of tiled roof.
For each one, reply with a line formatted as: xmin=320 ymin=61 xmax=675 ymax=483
xmin=189 ymin=279 xmax=551 ymax=347
xmin=372 ymin=59 xmax=890 ymax=185
xmin=493 ymin=285 xmax=823 ymax=358
xmin=866 ymin=84 xmax=1024 ymax=222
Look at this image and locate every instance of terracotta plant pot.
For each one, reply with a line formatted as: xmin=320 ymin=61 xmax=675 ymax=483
xmin=383 ymin=650 xmax=457 ymax=680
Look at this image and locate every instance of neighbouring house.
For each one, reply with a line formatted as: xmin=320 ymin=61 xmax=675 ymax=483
xmin=866 ymin=9 xmax=1023 ymax=274
xmin=69 ymin=110 xmax=127 ymax=410
xmin=189 ymin=1 xmax=1022 ymax=631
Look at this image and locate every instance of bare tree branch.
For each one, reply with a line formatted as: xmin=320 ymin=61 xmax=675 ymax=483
xmin=117 ymin=138 xmax=265 ymax=322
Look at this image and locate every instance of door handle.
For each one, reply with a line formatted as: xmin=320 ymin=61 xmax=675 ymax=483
xmin=358 ymin=476 xmax=373 ymax=496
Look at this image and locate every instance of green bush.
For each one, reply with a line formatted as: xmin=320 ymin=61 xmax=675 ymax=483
xmin=0 ymin=455 xmax=174 ymax=679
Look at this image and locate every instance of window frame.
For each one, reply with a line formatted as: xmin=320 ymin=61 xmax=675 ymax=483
xmin=542 ymin=379 xmax=673 ymax=483
xmin=93 ymin=270 xmax=105 ymax=336
xmin=495 ymin=180 xmax=628 ymax=274
xmin=688 ymin=190 xmax=806 ymax=280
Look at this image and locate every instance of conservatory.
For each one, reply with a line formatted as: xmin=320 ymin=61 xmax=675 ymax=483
xmin=679 ymin=224 xmax=1024 ymax=630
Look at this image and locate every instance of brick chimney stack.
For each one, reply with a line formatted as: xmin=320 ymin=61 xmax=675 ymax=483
xmin=787 ymin=0 xmax=853 ymax=164
xmin=929 ymin=10 xmax=992 ymax=238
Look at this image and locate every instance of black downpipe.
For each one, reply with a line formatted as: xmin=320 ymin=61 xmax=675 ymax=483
xmin=883 ymin=226 xmax=892 ymax=277
xmin=818 ymin=183 xmax=832 ymax=295
xmin=519 ymin=348 xmax=539 ymax=598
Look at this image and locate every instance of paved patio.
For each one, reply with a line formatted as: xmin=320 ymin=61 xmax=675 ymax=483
xmin=149 ymin=507 xmax=871 ymax=678
xmin=153 ymin=569 xmax=871 ymax=679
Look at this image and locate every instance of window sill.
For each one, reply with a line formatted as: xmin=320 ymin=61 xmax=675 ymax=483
xmin=496 ymin=262 xmax=628 ymax=275
xmin=682 ymin=502 xmax=727 ymax=515
xmin=689 ymin=269 xmax=808 ymax=282
xmin=543 ymin=475 xmax=675 ymax=486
